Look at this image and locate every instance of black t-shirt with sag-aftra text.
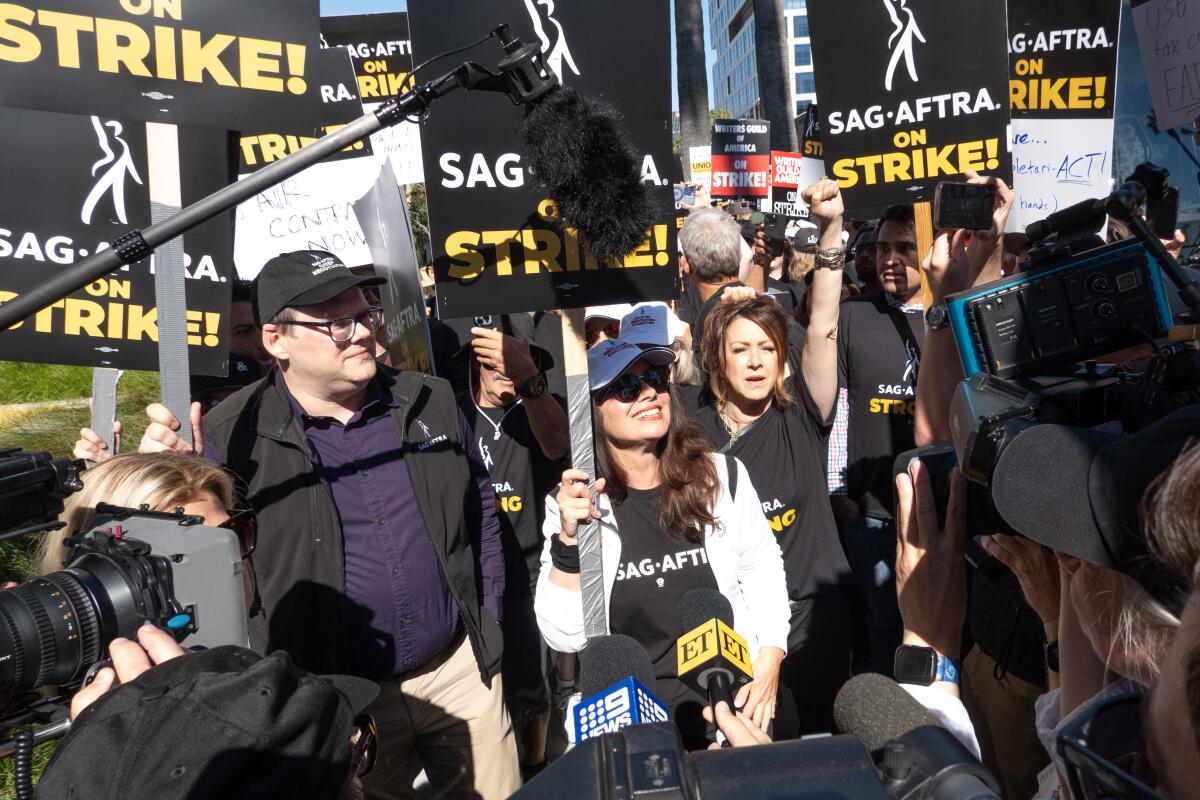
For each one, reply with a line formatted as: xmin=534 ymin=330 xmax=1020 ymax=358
xmin=837 ymin=292 xmax=925 ymax=520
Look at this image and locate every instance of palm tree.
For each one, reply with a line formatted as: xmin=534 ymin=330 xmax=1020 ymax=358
xmin=675 ymin=0 xmax=710 ymax=180
xmin=752 ymin=0 xmax=798 ymax=152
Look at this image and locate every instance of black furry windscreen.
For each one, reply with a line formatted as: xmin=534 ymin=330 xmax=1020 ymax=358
xmin=521 ymin=87 xmax=655 ymax=263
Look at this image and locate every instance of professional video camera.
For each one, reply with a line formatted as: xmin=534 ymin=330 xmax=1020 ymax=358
xmin=0 ymin=449 xmax=249 ymax=793
xmin=901 ymin=164 xmax=1200 ymax=549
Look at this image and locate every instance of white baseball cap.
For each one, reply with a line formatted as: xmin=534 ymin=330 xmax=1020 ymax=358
xmin=584 ymin=303 xmax=636 ymax=323
xmin=618 ymin=302 xmax=687 ymax=348
xmin=587 ymin=338 xmax=676 ymax=393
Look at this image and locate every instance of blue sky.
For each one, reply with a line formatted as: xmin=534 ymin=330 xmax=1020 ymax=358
xmin=318 ymin=0 xmax=714 ymax=111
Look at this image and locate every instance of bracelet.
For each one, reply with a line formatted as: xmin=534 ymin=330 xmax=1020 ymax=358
xmin=551 ymin=535 xmax=580 ymax=573
xmin=814 ymin=247 xmax=846 ymax=271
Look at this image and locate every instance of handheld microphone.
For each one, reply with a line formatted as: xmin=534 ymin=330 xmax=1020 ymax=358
xmin=572 ymin=634 xmax=669 ymax=742
xmin=834 ymin=673 xmax=1001 ymax=800
xmin=675 ymin=589 xmax=753 ymax=712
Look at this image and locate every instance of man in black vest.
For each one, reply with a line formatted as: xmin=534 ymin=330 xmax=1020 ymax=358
xmin=835 ymin=205 xmax=925 ymax=677
xmin=138 ymin=250 xmax=520 ymax=800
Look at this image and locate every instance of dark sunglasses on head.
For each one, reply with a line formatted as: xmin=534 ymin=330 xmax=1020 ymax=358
xmin=1058 ymin=693 xmax=1163 ymax=800
xmin=350 ymin=713 xmax=378 ymax=778
xmin=596 ymin=366 xmax=671 ymax=403
xmin=217 ymin=508 xmax=257 ymax=560
xmin=585 ymin=321 xmax=620 ymax=347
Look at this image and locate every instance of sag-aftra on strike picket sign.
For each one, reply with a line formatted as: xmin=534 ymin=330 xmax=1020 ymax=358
xmin=808 ymin=0 xmax=1012 ymax=215
xmin=0 ymin=0 xmax=322 ymax=130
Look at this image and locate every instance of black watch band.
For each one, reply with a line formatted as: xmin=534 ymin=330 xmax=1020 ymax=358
xmin=1045 ymin=640 xmax=1060 ymax=673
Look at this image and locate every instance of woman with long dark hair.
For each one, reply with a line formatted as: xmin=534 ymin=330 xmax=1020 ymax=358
xmin=689 ymin=178 xmax=856 ymax=737
xmin=534 ymin=338 xmax=790 ymax=748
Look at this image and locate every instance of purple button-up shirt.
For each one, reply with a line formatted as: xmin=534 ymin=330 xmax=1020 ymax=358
xmin=266 ymin=377 xmax=502 ymax=679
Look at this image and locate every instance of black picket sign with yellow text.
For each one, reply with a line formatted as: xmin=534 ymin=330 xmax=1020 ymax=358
xmin=0 ymin=0 xmax=323 ymax=130
xmin=808 ymin=0 xmax=1012 ymax=216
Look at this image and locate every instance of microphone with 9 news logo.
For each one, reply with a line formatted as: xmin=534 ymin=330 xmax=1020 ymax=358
xmin=675 ymin=589 xmax=753 ymax=712
xmin=570 ymin=635 xmax=669 ymax=742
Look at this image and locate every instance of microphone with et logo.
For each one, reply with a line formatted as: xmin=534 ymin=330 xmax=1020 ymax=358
xmin=570 ymin=634 xmax=669 ymax=742
xmin=675 ymin=589 xmax=753 ymax=714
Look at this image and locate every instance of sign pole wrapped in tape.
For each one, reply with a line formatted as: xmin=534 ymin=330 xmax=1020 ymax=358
xmin=807 ymin=0 xmax=1013 ymax=218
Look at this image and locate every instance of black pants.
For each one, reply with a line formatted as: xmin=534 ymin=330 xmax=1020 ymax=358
xmin=773 ymin=588 xmax=856 ymax=739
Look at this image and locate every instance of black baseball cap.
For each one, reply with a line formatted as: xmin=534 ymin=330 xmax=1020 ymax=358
xmin=254 ymin=250 xmax=384 ymax=325
xmin=190 ymin=351 xmax=266 ymax=400
xmin=992 ymin=405 xmax=1200 ymax=613
xmin=37 ymin=645 xmax=378 ymax=800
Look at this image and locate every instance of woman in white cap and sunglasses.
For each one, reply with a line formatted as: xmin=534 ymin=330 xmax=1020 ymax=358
xmin=534 ymin=338 xmax=790 ymax=749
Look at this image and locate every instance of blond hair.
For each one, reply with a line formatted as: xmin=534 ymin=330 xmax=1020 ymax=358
xmin=38 ymin=452 xmax=234 ymax=575
xmin=1076 ymin=561 xmax=1179 ymax=683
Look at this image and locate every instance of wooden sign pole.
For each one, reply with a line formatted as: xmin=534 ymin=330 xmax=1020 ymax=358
xmin=914 ymin=200 xmax=935 ymax=309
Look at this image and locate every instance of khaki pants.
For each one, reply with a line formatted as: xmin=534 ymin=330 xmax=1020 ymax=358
xmin=363 ymin=632 xmax=520 ymax=800
xmin=961 ymin=645 xmax=1049 ymax=800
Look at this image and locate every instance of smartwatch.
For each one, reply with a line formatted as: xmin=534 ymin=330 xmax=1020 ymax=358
xmin=516 ymin=371 xmax=548 ymax=399
xmin=925 ymin=301 xmax=950 ymax=331
xmin=894 ymin=644 xmax=961 ymax=686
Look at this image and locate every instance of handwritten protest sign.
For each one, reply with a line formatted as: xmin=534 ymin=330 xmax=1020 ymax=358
xmin=1007 ymin=0 xmax=1122 ymax=231
xmin=0 ymin=0 xmax=322 ymax=130
xmin=689 ymin=145 xmax=712 ymax=195
xmin=808 ymin=0 xmax=1012 ymax=215
xmin=1131 ymin=0 xmax=1200 ymax=131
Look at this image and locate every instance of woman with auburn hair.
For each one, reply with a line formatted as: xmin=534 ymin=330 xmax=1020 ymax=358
xmin=535 ymin=338 xmax=790 ymax=749
xmin=688 ymin=178 xmax=855 ymax=738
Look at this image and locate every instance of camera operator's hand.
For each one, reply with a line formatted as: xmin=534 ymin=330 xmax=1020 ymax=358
xmin=702 ymin=700 xmax=772 ymax=748
xmin=921 ymin=228 xmax=970 ymax=304
xmin=982 ymin=534 xmax=1060 ymax=639
xmin=1164 ymin=228 xmax=1185 ymax=259
xmin=73 ymin=421 xmax=122 ymax=465
xmin=962 ymin=170 xmax=1013 ymax=287
xmin=894 ymin=461 xmax=967 ymax=685
xmin=139 ymin=402 xmax=204 ymax=456
xmin=70 ymin=624 xmax=185 ymax=720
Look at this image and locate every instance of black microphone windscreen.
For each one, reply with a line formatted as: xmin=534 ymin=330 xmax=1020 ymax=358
xmin=579 ymin=634 xmax=657 ymax=696
xmin=521 ymin=86 xmax=656 ymax=263
xmin=679 ymin=588 xmax=734 ymax=632
xmin=833 ymin=673 xmax=942 ymax=753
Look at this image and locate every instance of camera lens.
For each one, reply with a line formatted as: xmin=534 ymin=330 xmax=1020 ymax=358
xmin=0 ymin=553 xmax=146 ymax=695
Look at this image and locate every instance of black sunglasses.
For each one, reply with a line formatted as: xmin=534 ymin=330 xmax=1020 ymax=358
xmin=217 ymin=508 xmax=258 ymax=560
xmin=596 ymin=366 xmax=671 ymax=403
xmin=586 ymin=320 xmax=621 ymax=347
xmin=1058 ymin=693 xmax=1163 ymax=800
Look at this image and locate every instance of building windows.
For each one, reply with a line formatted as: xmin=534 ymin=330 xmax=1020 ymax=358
xmin=794 ymin=43 xmax=811 ymax=67
xmin=796 ymin=72 xmax=815 ymax=95
xmin=793 ymin=14 xmax=809 ymax=38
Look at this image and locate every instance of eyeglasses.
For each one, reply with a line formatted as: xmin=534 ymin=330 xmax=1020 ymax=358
xmin=1058 ymin=693 xmax=1163 ymax=800
xmin=217 ymin=508 xmax=257 ymax=560
xmin=585 ymin=321 xmax=620 ymax=348
xmin=284 ymin=307 xmax=384 ymax=343
xmin=349 ymin=714 xmax=378 ymax=778
xmin=596 ymin=366 xmax=671 ymax=403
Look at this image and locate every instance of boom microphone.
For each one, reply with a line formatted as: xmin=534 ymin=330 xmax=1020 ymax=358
xmin=1024 ymin=196 xmax=1106 ymax=243
xmin=521 ymin=86 xmax=656 ymax=263
xmin=572 ymin=634 xmax=669 ymax=741
xmin=676 ymin=589 xmax=753 ymax=713
xmin=834 ymin=673 xmax=1001 ymax=800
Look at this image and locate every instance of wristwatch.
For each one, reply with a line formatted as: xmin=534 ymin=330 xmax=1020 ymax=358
xmin=894 ymin=644 xmax=961 ymax=686
xmin=516 ymin=371 xmax=548 ymax=399
xmin=1045 ymin=640 xmax=1060 ymax=673
xmin=925 ymin=301 xmax=950 ymax=331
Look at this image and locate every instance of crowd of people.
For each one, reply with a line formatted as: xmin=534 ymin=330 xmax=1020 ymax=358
xmin=19 ymin=172 xmax=1199 ymax=799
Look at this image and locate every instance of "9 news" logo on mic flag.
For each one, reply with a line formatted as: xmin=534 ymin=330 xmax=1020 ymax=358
xmin=572 ymin=677 xmax=669 ymax=741
xmin=676 ymin=619 xmax=753 ymax=678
